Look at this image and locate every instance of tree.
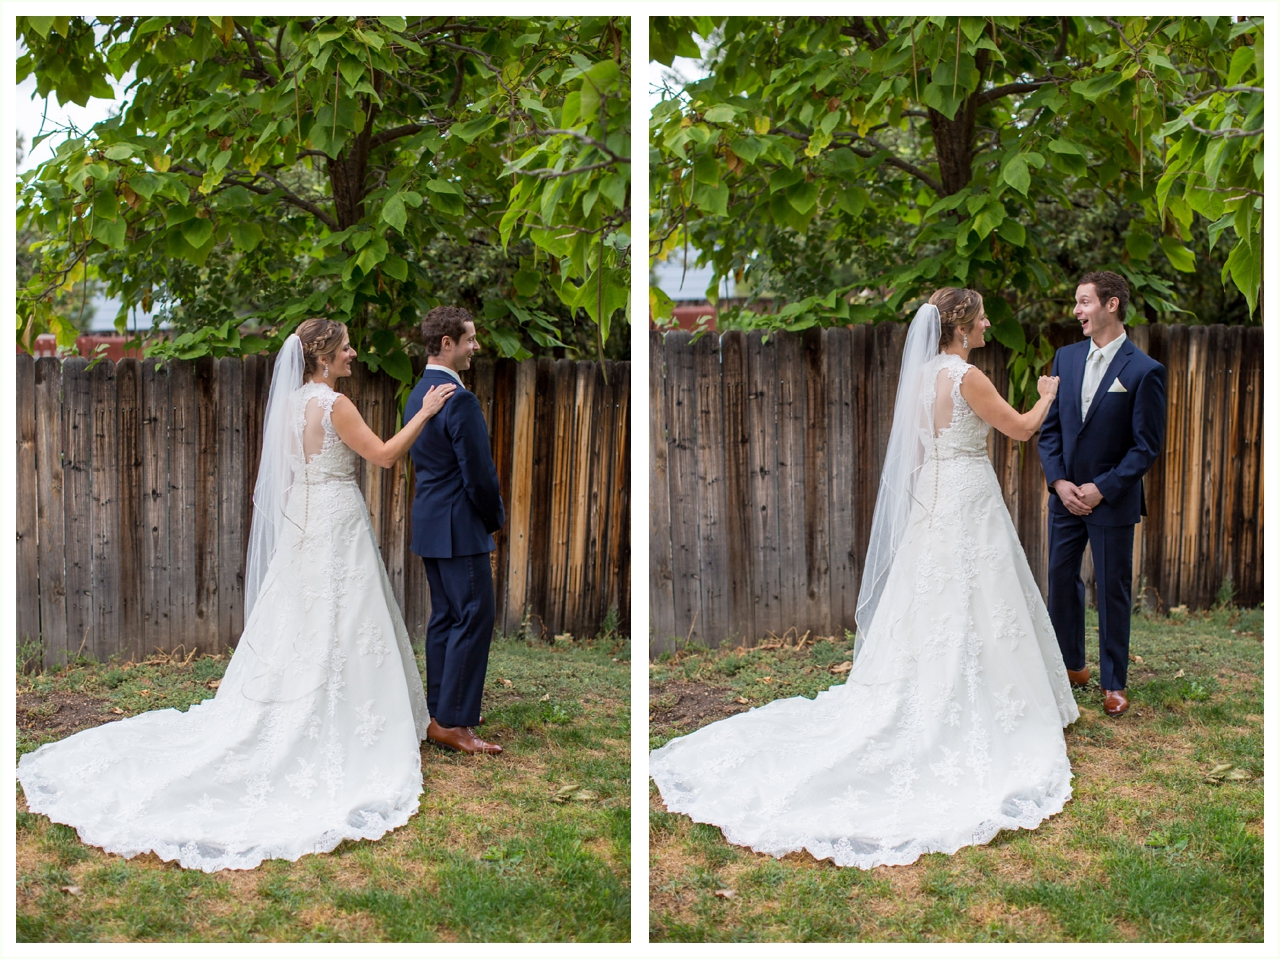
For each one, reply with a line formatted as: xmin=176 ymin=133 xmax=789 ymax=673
xmin=18 ymin=15 xmax=630 ymax=381
xmin=650 ymin=16 xmax=1261 ymax=398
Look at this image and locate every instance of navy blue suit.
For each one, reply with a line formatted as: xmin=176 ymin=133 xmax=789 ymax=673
xmin=405 ymin=366 xmax=506 ymax=727
xmin=1039 ymin=335 xmax=1166 ymax=690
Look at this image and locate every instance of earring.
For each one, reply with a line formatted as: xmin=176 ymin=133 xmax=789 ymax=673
xmin=962 ymin=332 xmax=969 ymax=349
xmin=323 ymin=363 xmax=329 ymax=379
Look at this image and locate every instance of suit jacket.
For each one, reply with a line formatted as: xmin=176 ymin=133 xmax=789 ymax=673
xmin=1038 ymin=335 xmax=1167 ymax=527
xmin=405 ymin=366 xmax=505 ymax=557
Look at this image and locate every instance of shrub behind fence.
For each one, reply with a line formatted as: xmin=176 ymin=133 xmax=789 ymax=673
xmin=16 ymin=354 xmax=630 ymax=667
xmin=650 ymin=323 xmax=1261 ymax=650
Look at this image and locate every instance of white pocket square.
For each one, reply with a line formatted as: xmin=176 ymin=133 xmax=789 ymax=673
xmin=1108 ymin=379 xmax=1128 ymax=393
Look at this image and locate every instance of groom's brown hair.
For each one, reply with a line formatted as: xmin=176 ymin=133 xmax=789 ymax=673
xmin=421 ymin=306 xmax=473 ymax=356
xmin=1078 ymin=271 xmax=1129 ymax=322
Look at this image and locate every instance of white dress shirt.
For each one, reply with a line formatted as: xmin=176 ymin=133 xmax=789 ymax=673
xmin=425 ymin=362 xmax=465 ymax=386
xmin=1081 ymin=331 xmax=1127 ymax=419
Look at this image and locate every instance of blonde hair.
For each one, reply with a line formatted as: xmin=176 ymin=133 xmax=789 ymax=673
xmin=295 ymin=318 xmax=348 ymax=377
xmin=929 ymin=288 xmax=984 ymax=351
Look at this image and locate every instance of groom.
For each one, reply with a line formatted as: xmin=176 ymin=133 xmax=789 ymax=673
xmin=1039 ymin=271 xmax=1166 ymax=717
xmin=405 ymin=305 xmax=506 ymax=755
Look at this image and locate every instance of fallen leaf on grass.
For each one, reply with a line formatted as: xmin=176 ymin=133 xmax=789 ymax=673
xmin=500 ymin=678 xmax=513 ymax=687
xmin=60 ymin=885 xmax=82 ymax=895
xmin=539 ymin=693 xmax=550 ymax=702
xmin=734 ymin=696 xmax=749 ymax=705
xmin=1205 ymin=763 xmax=1253 ymax=784
xmin=760 ymin=676 xmax=773 ymax=684
xmin=1128 ymin=654 xmax=1144 ymax=664
xmin=714 ymin=888 xmax=736 ymax=899
xmin=1174 ymin=669 xmax=1185 ymax=679
xmin=110 ymin=707 xmax=124 ymax=715
xmin=206 ymin=679 xmax=221 ymax=690
xmin=830 ymin=661 xmax=852 ymax=674
xmin=138 ymin=689 xmax=151 ymax=696
xmin=553 ymin=783 xmax=599 ymax=803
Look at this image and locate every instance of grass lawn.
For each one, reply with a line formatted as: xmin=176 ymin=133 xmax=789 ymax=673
xmin=649 ymin=605 xmax=1264 ymax=943
xmin=16 ymin=633 xmax=631 ymax=943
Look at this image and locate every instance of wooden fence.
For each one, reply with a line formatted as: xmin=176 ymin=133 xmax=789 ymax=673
xmin=650 ymin=323 xmax=1262 ymax=650
xmin=16 ymin=353 xmax=630 ymax=667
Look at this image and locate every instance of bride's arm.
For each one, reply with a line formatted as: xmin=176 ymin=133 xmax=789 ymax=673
xmin=329 ymin=384 xmax=456 ymax=469
xmin=959 ymin=367 xmax=1059 ymax=442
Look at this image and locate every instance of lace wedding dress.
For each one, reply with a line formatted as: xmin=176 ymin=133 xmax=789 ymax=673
xmin=18 ymin=381 xmax=430 ymax=872
xmin=650 ymin=351 xmax=1080 ymax=869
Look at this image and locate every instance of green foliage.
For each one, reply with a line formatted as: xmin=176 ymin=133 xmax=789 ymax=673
xmin=650 ymin=16 xmax=1262 ymax=406
xmin=17 ymin=16 xmax=630 ymax=380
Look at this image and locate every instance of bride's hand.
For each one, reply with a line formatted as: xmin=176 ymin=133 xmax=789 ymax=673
xmin=1038 ymin=375 xmax=1059 ymax=400
xmin=418 ymin=383 xmax=457 ymax=419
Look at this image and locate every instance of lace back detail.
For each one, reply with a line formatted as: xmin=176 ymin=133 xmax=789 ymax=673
xmin=294 ymin=384 xmax=348 ymax=468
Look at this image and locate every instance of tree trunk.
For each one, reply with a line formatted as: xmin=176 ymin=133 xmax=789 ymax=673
xmin=326 ymin=97 xmax=380 ymax=231
xmin=927 ymin=99 xmax=978 ymax=197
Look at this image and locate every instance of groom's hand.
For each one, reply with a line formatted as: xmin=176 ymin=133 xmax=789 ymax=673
xmin=1052 ymin=479 xmax=1093 ymax=516
xmin=1077 ymin=483 xmax=1104 ymax=509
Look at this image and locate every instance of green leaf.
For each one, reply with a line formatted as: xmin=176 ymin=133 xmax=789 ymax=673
xmin=1002 ymin=155 xmax=1031 ymax=195
xmin=104 ymin=143 xmax=137 ymax=161
xmin=92 ymin=216 xmax=127 ymax=250
xmin=703 ymin=103 xmax=739 ymax=123
xmin=182 ymin=218 xmax=214 ymax=249
xmin=1125 ymin=229 xmax=1155 ymax=260
xmin=786 ymin=180 xmax=820 ymax=215
xmin=514 ymin=269 xmax=541 ymax=296
xmin=26 ymin=16 xmax=55 ymax=39
xmin=1159 ymin=235 xmax=1196 ymax=273
xmin=1223 ymin=241 xmax=1259 ymax=315
xmin=355 ymin=235 xmax=389 ymax=272
xmin=1070 ymin=72 xmax=1124 ymax=101
xmin=450 ymin=115 xmax=499 ymax=144
xmin=381 ymin=254 xmax=408 ymax=281
xmin=995 ymin=219 xmax=1026 ymax=246
xmin=382 ymin=193 xmax=407 ymax=233
xmin=693 ymin=181 xmax=729 ymax=217
xmin=229 ymin=221 xmax=263 ymax=252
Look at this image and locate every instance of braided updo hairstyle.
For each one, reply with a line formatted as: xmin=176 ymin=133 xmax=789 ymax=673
xmin=295 ymin=318 xmax=348 ymax=378
xmin=929 ymin=288 xmax=984 ymax=351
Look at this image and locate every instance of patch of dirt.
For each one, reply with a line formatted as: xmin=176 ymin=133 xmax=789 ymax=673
xmin=649 ymin=681 xmax=749 ymax=737
xmin=17 ymin=690 xmax=120 ymax=738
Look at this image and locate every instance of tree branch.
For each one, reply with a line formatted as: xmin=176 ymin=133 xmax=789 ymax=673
xmin=975 ymin=78 xmax=1058 ymax=106
xmin=777 ymin=127 xmax=943 ymax=194
xmin=182 ymin=164 xmax=340 ymax=230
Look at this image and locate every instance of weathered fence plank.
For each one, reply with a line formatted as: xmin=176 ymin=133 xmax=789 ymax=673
xmin=652 ymin=324 xmax=1263 ymax=649
xmin=140 ymin=360 xmax=171 ymax=655
xmin=648 ymin=334 xmax=676 ymax=643
xmin=35 ymin=358 xmax=68 ymax=667
xmin=63 ymin=358 xmax=93 ymax=662
xmin=18 ymin=354 xmax=626 ymax=661
xmin=216 ymin=358 xmax=245 ymax=651
xmin=17 ymin=355 xmax=40 ymax=656
xmin=89 ymin=362 xmax=120 ymax=664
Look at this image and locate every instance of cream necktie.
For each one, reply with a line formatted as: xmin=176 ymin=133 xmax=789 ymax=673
xmin=1081 ymin=348 xmax=1107 ymax=418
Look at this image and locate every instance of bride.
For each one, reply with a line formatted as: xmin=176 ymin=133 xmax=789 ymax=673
xmin=17 ymin=319 xmax=456 ymax=872
xmin=650 ymin=288 xmax=1080 ymax=869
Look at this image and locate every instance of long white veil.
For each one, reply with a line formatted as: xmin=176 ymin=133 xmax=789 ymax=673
xmin=852 ymin=304 xmax=941 ymax=659
xmin=243 ymin=334 xmax=305 ymax=621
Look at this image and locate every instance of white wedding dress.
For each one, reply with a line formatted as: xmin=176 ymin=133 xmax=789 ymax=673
xmin=650 ymin=351 xmax=1080 ymax=869
xmin=17 ymin=381 xmax=430 ymax=872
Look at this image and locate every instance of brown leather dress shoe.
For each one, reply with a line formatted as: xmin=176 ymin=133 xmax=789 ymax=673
xmin=1103 ymin=689 xmax=1130 ymax=717
xmin=1066 ymin=666 xmax=1090 ymax=688
xmin=427 ymin=719 xmax=502 ymax=755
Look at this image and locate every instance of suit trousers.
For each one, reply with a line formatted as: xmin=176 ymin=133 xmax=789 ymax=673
xmin=1047 ymin=510 xmax=1134 ymax=691
xmin=421 ymin=553 xmax=495 ymax=727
